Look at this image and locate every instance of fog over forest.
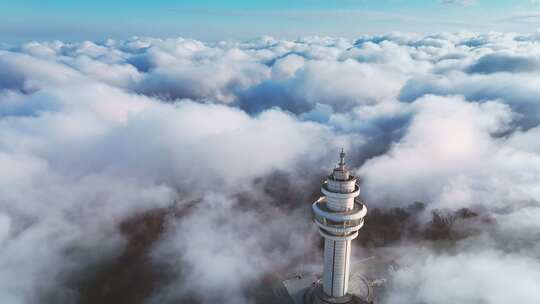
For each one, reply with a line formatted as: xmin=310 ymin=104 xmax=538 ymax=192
xmin=1 ymin=31 xmax=540 ymax=303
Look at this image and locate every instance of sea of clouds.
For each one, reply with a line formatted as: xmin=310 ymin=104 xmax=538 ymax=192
xmin=1 ymin=30 xmax=540 ymax=304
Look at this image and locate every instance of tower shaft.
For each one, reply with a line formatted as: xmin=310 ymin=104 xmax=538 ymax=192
xmin=323 ymin=239 xmax=352 ymax=297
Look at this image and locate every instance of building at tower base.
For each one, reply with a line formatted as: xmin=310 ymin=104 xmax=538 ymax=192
xmin=279 ymin=272 xmax=373 ymax=304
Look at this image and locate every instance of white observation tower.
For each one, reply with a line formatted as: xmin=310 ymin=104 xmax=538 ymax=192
xmin=310 ymin=150 xmax=368 ymax=304
xmin=279 ymin=150 xmax=371 ymax=304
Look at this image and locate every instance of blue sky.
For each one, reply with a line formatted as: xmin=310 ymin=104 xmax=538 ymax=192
xmin=1 ymin=0 xmax=540 ymax=42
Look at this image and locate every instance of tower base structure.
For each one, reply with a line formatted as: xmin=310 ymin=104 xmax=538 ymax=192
xmin=280 ymin=273 xmax=373 ymax=304
xmin=305 ymin=285 xmax=369 ymax=304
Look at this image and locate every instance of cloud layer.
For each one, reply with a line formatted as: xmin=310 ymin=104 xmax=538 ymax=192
xmin=1 ymin=30 xmax=540 ymax=303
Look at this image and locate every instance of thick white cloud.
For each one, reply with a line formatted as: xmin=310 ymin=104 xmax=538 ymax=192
xmin=134 ymin=48 xmax=270 ymax=103
xmin=0 ymin=70 xmax=347 ymax=303
xmin=385 ymin=247 xmax=540 ymax=304
xmin=1 ymin=31 xmax=540 ymax=303
xmin=148 ymin=193 xmax=317 ymax=304
xmin=360 ymin=95 xmax=518 ymax=210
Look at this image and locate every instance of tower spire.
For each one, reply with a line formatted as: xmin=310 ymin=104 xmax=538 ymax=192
xmin=333 ymin=149 xmax=350 ymax=181
xmin=339 ymin=148 xmax=346 ymax=167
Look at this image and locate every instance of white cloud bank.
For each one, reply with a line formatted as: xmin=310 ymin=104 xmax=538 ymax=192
xmin=1 ymin=31 xmax=540 ymax=303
